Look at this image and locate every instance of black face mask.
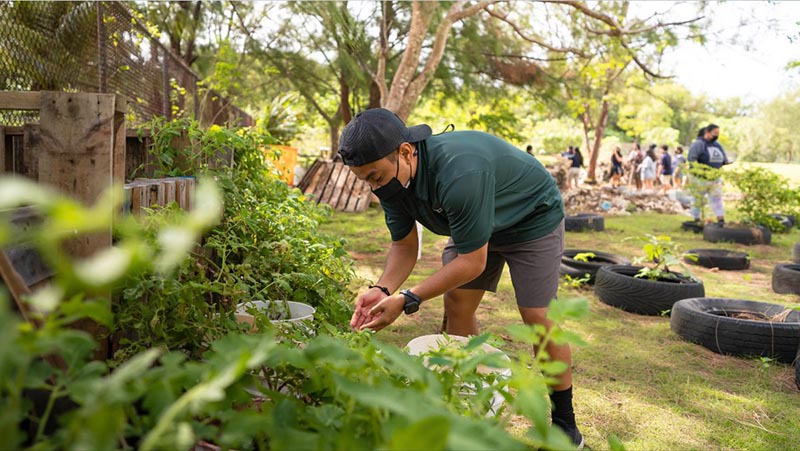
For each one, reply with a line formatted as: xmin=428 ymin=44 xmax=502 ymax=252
xmin=709 ymin=135 xmax=719 ymax=142
xmin=372 ymin=157 xmax=412 ymax=202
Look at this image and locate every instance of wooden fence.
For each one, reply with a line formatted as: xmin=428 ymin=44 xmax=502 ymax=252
xmin=298 ymin=159 xmax=374 ymax=212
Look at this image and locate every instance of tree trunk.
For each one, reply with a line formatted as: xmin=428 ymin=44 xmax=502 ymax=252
xmin=586 ymin=99 xmax=610 ymax=182
xmin=380 ymin=0 xmax=498 ymax=120
xmin=580 ymin=111 xmax=592 ymax=158
xmin=339 ymin=75 xmax=352 ymax=124
xmin=329 ymin=123 xmax=340 ymax=160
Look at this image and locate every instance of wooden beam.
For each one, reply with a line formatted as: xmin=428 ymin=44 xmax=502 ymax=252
xmin=34 ymin=92 xmax=118 ymax=360
xmin=0 ymin=91 xmax=40 ymax=110
xmin=0 ymin=126 xmax=5 ymax=172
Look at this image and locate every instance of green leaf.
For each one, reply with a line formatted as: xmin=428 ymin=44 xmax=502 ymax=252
xmin=387 ymin=416 xmax=450 ymax=451
xmin=609 ymin=434 xmax=627 ymax=451
xmin=546 ymin=297 xmax=589 ymax=323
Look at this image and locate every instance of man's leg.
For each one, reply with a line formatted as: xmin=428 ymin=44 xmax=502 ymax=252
xmin=503 ymin=221 xmax=582 ymax=448
xmin=517 ymin=307 xmax=572 ymax=390
xmin=709 ymin=180 xmax=725 ymax=223
xmin=443 ymin=288 xmax=484 ymax=336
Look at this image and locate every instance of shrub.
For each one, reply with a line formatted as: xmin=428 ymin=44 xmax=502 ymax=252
xmin=726 ymin=167 xmax=800 ymax=231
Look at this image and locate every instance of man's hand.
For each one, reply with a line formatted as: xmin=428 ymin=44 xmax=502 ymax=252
xmin=350 ymin=287 xmax=389 ymax=330
xmin=359 ymin=294 xmax=405 ymax=332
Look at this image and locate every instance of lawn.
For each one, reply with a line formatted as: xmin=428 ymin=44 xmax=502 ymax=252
xmin=320 ymin=205 xmax=800 ymax=451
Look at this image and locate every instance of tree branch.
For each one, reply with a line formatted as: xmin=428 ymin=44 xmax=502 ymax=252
xmin=485 ymin=6 xmax=586 ymax=57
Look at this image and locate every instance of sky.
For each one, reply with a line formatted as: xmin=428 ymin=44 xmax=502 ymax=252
xmin=633 ymin=1 xmax=800 ymax=104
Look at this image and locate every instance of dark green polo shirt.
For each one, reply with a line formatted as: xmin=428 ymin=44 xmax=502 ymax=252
xmin=381 ymin=130 xmax=564 ymax=254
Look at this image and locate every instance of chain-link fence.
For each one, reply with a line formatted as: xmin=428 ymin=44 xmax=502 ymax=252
xmin=0 ymin=1 xmax=252 ymax=127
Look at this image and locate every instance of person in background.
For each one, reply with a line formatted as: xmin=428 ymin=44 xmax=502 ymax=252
xmin=566 ymin=146 xmax=583 ymax=190
xmin=672 ymin=146 xmax=686 ymax=189
xmin=688 ymin=124 xmax=731 ymax=225
xmin=659 ymin=144 xmax=673 ymax=193
xmin=526 ymin=145 xmax=534 ymax=155
xmin=639 ymin=144 xmax=658 ymax=190
xmin=610 ymin=146 xmax=624 ymax=188
xmin=561 ymin=145 xmax=574 ymax=158
xmin=627 ymin=142 xmax=643 ymax=190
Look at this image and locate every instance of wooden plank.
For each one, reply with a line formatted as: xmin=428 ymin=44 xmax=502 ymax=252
xmin=311 ymin=161 xmax=334 ymax=202
xmin=112 ymin=96 xmax=126 ymax=184
xmin=183 ymin=177 xmax=195 ymax=210
xmin=299 ymin=160 xmax=325 ymax=194
xmin=319 ymin=163 xmax=345 ymax=206
xmin=35 ymin=92 xmax=117 ymax=359
xmin=122 ymin=185 xmax=132 ymax=215
xmin=332 ymin=168 xmax=356 ymax=210
xmin=128 ymin=182 xmax=143 ymax=216
xmin=163 ymin=179 xmax=176 ymax=205
xmin=170 ymin=177 xmax=188 ymax=210
xmin=18 ymin=125 xmax=40 ymax=180
xmin=297 ymin=159 xmax=321 ymax=192
xmin=0 ymin=126 xmax=5 ymax=172
xmin=0 ymin=91 xmax=40 ymax=110
xmin=350 ymin=179 xmax=374 ymax=212
xmin=344 ymin=176 xmax=365 ymax=212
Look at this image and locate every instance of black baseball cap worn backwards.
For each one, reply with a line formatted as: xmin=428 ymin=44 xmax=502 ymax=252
xmin=338 ymin=108 xmax=432 ymax=167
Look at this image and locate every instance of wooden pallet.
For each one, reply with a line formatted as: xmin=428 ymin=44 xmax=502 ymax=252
xmin=124 ymin=177 xmax=195 ymax=215
xmin=297 ymin=159 xmax=373 ymax=212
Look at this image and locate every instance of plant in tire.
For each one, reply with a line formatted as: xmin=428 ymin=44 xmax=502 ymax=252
xmin=631 ymin=234 xmax=696 ymax=281
xmin=594 ymin=235 xmax=704 ymax=316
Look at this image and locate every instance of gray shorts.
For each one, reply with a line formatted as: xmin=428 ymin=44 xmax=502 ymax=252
xmin=441 ymin=219 xmax=565 ymax=308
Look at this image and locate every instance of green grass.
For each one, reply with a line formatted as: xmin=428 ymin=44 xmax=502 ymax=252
xmin=320 ymin=205 xmax=800 ymax=450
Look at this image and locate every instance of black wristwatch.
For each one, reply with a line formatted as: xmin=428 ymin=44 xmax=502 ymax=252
xmin=400 ymin=289 xmax=421 ymax=315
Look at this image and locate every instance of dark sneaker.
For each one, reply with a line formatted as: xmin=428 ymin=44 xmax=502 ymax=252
xmin=553 ymin=418 xmax=584 ymax=450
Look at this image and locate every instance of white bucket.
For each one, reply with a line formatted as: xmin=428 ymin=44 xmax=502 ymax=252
xmin=235 ymin=300 xmax=315 ymax=327
xmin=405 ymin=334 xmax=511 ymax=416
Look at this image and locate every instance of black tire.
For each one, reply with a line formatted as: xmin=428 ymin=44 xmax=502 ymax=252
xmin=684 ymin=248 xmax=750 ymax=270
xmin=795 ymin=346 xmax=800 ymax=390
xmin=594 ymin=265 xmax=705 ymax=316
xmin=671 ymin=297 xmax=800 ymax=363
xmin=785 ymin=214 xmax=798 ymax=228
xmin=772 ymin=263 xmax=800 ymax=295
xmin=560 ymin=263 xmax=591 ymax=279
xmin=681 ymin=220 xmax=704 ymax=234
xmin=565 ymin=213 xmax=605 ymax=232
xmin=703 ymin=223 xmax=771 ymax=245
xmin=793 ymin=242 xmax=800 ymax=264
xmin=560 ymin=249 xmax=629 ymax=283
xmin=767 ymin=214 xmax=793 ymax=233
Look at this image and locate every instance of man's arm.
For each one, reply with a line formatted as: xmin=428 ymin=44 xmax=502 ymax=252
xmin=350 ymin=227 xmax=418 ymax=330
xmin=687 ymin=140 xmax=703 ymax=163
xmin=409 ymin=244 xmax=487 ymax=302
xmin=358 ymin=242 xmax=488 ymax=332
xmin=375 ymin=227 xmax=419 ymax=293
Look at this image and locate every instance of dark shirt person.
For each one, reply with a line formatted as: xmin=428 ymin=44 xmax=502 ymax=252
xmin=338 ymin=108 xmax=583 ymax=448
xmin=687 ymin=124 xmax=731 ymax=224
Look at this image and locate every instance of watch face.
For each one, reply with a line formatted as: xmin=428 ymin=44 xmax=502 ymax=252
xmin=403 ymin=301 xmax=420 ymax=315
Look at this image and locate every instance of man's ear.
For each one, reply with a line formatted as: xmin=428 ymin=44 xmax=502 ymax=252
xmin=398 ymin=142 xmax=415 ymax=161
